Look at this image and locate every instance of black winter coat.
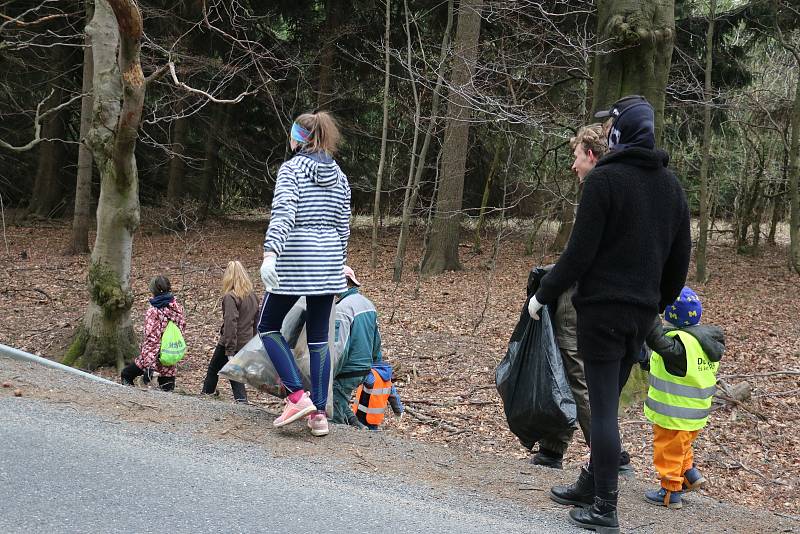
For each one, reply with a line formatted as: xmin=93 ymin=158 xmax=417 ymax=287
xmin=535 ymin=147 xmax=691 ymax=316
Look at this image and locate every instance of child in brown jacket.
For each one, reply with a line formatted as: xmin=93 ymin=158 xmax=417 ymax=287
xmin=201 ymin=261 xmax=260 ymax=402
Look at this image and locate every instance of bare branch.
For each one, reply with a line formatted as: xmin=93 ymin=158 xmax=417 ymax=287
xmin=167 ymin=61 xmax=255 ymax=104
xmin=0 ymin=11 xmax=73 ymax=30
xmin=0 ymin=90 xmax=85 ymax=152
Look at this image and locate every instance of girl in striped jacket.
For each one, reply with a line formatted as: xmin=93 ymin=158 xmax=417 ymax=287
xmin=258 ymin=111 xmax=351 ymax=437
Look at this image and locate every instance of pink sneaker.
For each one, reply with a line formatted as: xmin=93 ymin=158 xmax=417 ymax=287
xmin=273 ymin=391 xmax=315 ymax=428
xmin=307 ymin=411 xmax=329 ymax=437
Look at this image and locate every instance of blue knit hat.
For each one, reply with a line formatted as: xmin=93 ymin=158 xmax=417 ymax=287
xmin=664 ymin=286 xmax=702 ymax=327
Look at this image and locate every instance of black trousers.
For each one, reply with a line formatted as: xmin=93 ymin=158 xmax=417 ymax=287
xmin=201 ymin=344 xmax=247 ymax=402
xmin=577 ymin=304 xmax=652 ymax=503
xmin=120 ymin=363 xmax=175 ymax=392
xmin=584 ymin=358 xmax=634 ymax=496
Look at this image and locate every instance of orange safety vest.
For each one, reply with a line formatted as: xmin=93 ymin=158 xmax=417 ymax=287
xmin=351 ymin=369 xmax=392 ymax=426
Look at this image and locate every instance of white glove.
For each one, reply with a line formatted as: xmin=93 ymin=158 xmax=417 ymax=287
xmin=528 ymin=295 xmax=543 ymax=320
xmin=260 ymin=254 xmax=279 ymax=291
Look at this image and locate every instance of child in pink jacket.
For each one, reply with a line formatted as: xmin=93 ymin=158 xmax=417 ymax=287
xmin=121 ymin=275 xmax=186 ymax=391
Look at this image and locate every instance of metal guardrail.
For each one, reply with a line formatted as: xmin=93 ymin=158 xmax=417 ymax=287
xmin=0 ymin=343 xmax=120 ymax=386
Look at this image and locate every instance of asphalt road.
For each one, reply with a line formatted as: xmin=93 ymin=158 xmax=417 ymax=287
xmin=0 ymin=397 xmax=580 ymax=534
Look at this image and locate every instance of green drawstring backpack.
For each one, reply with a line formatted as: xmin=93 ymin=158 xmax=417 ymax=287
xmin=159 ymin=320 xmax=187 ymax=366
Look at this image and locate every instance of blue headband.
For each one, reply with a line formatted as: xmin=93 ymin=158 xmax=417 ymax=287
xmin=291 ymin=122 xmax=312 ymax=144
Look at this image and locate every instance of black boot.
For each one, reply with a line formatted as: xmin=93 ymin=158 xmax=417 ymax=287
xmin=157 ymin=376 xmax=176 ymax=392
xmin=568 ymin=495 xmax=619 ymax=534
xmin=550 ymin=465 xmax=594 ymax=506
xmin=531 ymin=448 xmax=563 ymax=469
xmin=120 ymin=363 xmax=141 ymax=386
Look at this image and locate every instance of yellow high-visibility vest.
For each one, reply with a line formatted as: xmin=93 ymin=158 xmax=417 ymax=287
xmin=644 ymin=330 xmax=718 ymax=431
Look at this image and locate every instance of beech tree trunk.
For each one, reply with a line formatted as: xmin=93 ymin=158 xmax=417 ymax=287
xmin=421 ymin=0 xmax=483 ymax=275
xmin=592 ymin=0 xmax=675 ymax=144
xmin=69 ymin=0 xmax=95 ymax=255
xmin=695 ymin=0 xmax=716 ymax=282
xmin=64 ymin=0 xmax=145 ymax=370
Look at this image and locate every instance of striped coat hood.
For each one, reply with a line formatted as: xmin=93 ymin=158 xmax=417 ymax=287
xmin=295 ymin=151 xmax=341 ymax=187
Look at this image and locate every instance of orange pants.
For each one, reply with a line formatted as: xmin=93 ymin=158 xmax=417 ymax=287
xmin=653 ymin=424 xmax=700 ymax=491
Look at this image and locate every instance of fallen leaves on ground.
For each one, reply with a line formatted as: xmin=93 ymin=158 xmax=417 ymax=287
xmin=0 ymin=215 xmax=797 ymax=514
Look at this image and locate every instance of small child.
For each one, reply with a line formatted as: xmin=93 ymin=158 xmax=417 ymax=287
xmin=351 ymin=362 xmax=404 ymax=430
xmin=121 ymin=275 xmax=187 ymax=391
xmin=643 ymin=286 xmax=724 ymax=509
xmin=201 ymin=261 xmax=260 ymax=403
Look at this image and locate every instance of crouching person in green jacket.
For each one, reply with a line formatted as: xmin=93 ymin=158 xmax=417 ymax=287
xmin=332 ymin=266 xmax=403 ymax=427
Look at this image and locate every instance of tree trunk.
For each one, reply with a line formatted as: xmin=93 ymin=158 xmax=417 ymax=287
xmin=317 ymin=0 xmax=341 ymax=109
xmin=392 ymin=0 xmax=454 ymax=282
xmin=68 ymin=1 xmax=95 ymax=255
xmin=474 ymin=142 xmax=501 ymax=252
xmin=768 ymin=190 xmax=784 ymax=246
xmin=199 ymin=104 xmax=227 ymax=221
xmin=30 ymin=32 xmax=70 ymax=220
xmin=550 ymin=176 xmax=580 ymax=252
xmin=592 ymin=0 xmax=675 ymax=144
xmin=752 ymin=191 xmax=766 ymax=251
xmin=29 ymin=92 xmax=67 ymax=218
xmin=738 ymin=177 xmax=762 ymax=251
xmin=695 ymin=0 xmax=716 ymax=282
xmin=788 ymin=59 xmax=800 ymax=273
xmin=371 ymin=0 xmax=391 ymax=268
xmin=64 ymin=0 xmax=144 ymax=371
xmin=167 ymin=107 xmax=189 ymax=202
xmin=421 ymin=0 xmax=483 ymax=275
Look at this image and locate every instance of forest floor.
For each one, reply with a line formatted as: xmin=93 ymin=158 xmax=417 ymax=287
xmin=0 ymin=213 xmax=798 ymax=522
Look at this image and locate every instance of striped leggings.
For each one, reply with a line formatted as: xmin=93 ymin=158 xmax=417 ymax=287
xmin=257 ymin=293 xmax=334 ymax=411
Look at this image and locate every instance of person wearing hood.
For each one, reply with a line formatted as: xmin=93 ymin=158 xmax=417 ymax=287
xmin=121 ymin=275 xmax=187 ymax=391
xmin=331 ymin=266 xmax=403 ymax=429
xmin=643 ymin=287 xmax=723 ymax=510
xmin=527 ymin=95 xmax=691 ymax=533
xmin=257 ymin=111 xmax=351 ymax=438
xmin=533 ymin=124 xmax=634 ymax=472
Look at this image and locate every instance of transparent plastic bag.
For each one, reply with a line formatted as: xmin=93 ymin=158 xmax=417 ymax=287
xmin=219 ymin=297 xmax=337 ymax=414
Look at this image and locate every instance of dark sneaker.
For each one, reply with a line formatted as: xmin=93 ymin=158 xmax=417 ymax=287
xmin=531 ymin=451 xmax=563 ymax=469
xmin=568 ymin=502 xmax=620 ymax=533
xmin=550 ymin=466 xmax=594 ymax=506
xmin=645 ymin=487 xmax=683 ymax=509
xmin=683 ymin=466 xmax=706 ymax=492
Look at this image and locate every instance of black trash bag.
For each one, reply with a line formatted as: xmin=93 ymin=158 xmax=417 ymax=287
xmin=527 ymin=266 xmax=549 ymax=297
xmin=495 ymin=301 xmax=577 ymax=450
